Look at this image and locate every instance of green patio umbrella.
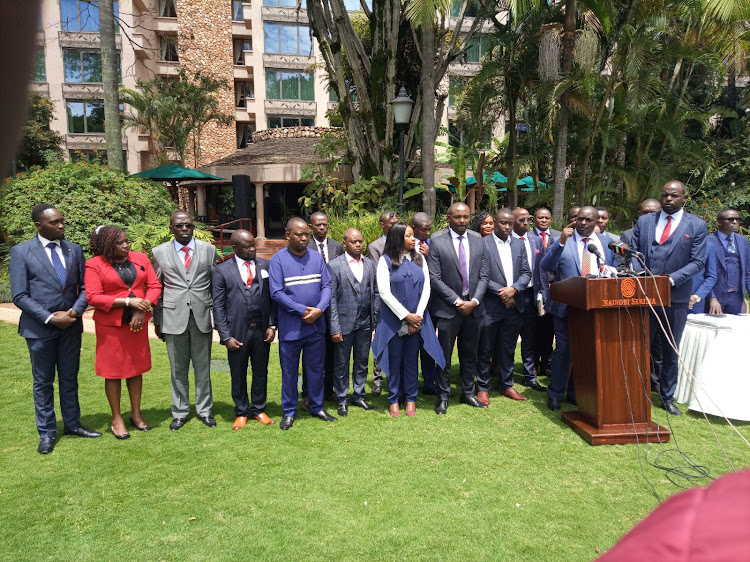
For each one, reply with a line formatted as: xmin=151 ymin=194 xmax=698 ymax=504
xmin=517 ymin=175 xmax=548 ymax=190
xmin=130 ymin=163 xmax=225 ymax=201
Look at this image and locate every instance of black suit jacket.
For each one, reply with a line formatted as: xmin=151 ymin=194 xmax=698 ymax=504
xmin=483 ymin=235 xmax=532 ymax=319
xmin=212 ymin=257 xmax=276 ymax=343
xmin=427 ymin=229 xmax=489 ymax=319
xmin=308 ymin=237 xmax=344 ymax=263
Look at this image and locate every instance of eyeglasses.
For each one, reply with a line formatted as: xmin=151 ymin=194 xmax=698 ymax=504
xmin=718 ymin=217 xmax=740 ymax=222
xmin=173 ymin=223 xmax=196 ymax=229
xmin=517 ymin=218 xmax=530 ymax=223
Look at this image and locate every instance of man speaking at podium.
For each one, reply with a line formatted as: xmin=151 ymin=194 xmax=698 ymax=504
xmin=540 ymin=207 xmax=616 ymax=411
xmin=631 ymin=181 xmax=707 ymax=416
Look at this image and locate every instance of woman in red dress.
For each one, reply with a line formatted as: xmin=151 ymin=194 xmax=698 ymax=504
xmin=85 ymin=226 xmax=161 ymax=439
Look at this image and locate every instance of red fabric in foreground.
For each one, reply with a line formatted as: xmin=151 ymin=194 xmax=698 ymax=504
xmin=598 ymin=470 xmax=750 ymax=561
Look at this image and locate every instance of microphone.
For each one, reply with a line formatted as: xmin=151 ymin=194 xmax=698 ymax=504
xmin=608 ymin=240 xmax=642 ymax=258
xmin=587 ymin=243 xmax=603 ymax=263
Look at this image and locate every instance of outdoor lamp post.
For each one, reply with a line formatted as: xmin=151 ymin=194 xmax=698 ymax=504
xmin=391 ymin=86 xmax=414 ymax=215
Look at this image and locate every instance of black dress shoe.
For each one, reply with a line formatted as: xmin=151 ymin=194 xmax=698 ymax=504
xmin=170 ymin=417 xmax=186 ymax=431
xmin=337 ymin=404 xmax=348 ymax=417
xmin=351 ymin=398 xmax=375 ymax=411
xmin=198 ymin=415 xmax=217 ymax=428
xmin=435 ymin=400 xmax=448 ymax=415
xmin=547 ymin=398 xmax=561 ymax=411
xmin=312 ymin=410 xmax=338 ymax=422
xmin=63 ymin=426 xmax=102 ymax=438
xmin=110 ymin=424 xmax=131 ymax=440
xmin=421 ymin=386 xmax=437 ymax=396
xmin=37 ymin=438 xmax=55 ymax=455
xmin=372 ymin=382 xmax=382 ymax=396
xmin=460 ymin=395 xmax=489 ymax=408
xmin=129 ymin=416 xmax=152 ymax=431
xmin=662 ymin=400 xmax=682 ymax=416
xmin=521 ymin=379 xmax=547 ymax=392
xmin=279 ymin=415 xmax=294 ymax=430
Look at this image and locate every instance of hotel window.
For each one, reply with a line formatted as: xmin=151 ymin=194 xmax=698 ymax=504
xmin=448 ymin=76 xmax=467 ymax=107
xmin=158 ymin=0 xmax=177 ymax=17
xmin=268 ymin=116 xmax=315 ymax=128
xmin=67 ymin=101 xmax=105 ymax=133
xmin=159 ymin=35 xmax=179 ymax=62
xmin=462 ymin=36 xmax=485 ymax=64
xmin=450 ymin=0 xmax=479 ymax=17
xmin=232 ymin=0 xmax=243 ymax=20
xmin=263 ymin=23 xmax=312 ymax=55
xmin=235 ymin=81 xmax=255 ymax=107
xmin=233 ymin=38 xmax=252 ymax=64
xmin=237 ymin=123 xmax=254 ymax=148
xmin=63 ymin=50 xmax=121 ymax=83
xmin=61 ymin=0 xmax=119 ymax=32
xmin=32 ymin=47 xmax=46 ymax=82
xmin=265 ymin=70 xmax=314 ymax=101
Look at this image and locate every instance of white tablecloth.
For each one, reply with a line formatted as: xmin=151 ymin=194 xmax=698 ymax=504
xmin=676 ymin=313 xmax=750 ymax=420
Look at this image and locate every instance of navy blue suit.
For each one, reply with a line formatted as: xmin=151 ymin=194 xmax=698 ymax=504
xmin=416 ymin=239 xmax=436 ymax=393
xmin=708 ymin=231 xmax=750 ymax=314
xmin=631 ymin=210 xmax=707 ymax=403
xmin=540 ymin=233 xmax=617 ymax=403
xmin=513 ymin=231 xmax=544 ymax=382
xmin=213 ymin=257 xmax=276 ymax=417
xmin=10 ymin=236 xmax=87 ymax=438
xmin=690 ymin=239 xmax=717 ymax=313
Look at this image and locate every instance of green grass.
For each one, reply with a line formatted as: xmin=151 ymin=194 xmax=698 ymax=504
xmin=0 ymin=321 xmax=748 ymax=561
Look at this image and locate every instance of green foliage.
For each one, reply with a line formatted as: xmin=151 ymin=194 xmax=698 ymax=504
xmin=15 ymin=94 xmax=64 ymax=171
xmin=346 ymin=176 xmax=390 ymax=215
xmin=326 ymin=212 xmax=382 ymax=253
xmin=299 ymin=132 xmax=349 ymax=215
xmin=0 ymin=161 xmax=176 ymax=254
xmin=127 ymin=222 xmax=215 ymax=260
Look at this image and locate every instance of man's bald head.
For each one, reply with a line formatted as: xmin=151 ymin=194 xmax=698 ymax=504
xmin=286 ymin=216 xmax=307 ymax=233
xmin=231 ymin=229 xmax=256 ymax=261
xmin=343 ymin=227 xmax=364 ymax=258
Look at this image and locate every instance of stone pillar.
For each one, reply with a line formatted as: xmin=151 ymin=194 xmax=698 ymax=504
xmin=255 ymin=182 xmax=265 ymax=239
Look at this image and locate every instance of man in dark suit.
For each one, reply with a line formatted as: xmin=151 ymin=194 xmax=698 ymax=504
xmin=427 ymin=202 xmax=489 ymax=414
xmin=532 ymin=207 xmax=560 ymax=247
xmin=596 ymin=206 xmax=621 ymax=242
xmin=327 ymin=228 xmax=380 ymax=416
xmin=306 ymin=211 xmax=344 ymax=402
xmin=213 ymin=230 xmax=277 ymax=430
xmin=531 ymin=207 xmax=558 ymax=378
xmin=477 ymin=209 xmax=532 ymax=405
xmin=540 ymin=206 xmax=618 ymax=411
xmin=707 ymin=208 xmax=750 ymax=315
xmin=367 ymin=210 xmax=398 ymax=396
xmin=631 ymin=181 xmax=707 ymax=416
xmin=10 ymin=203 xmax=101 ymax=454
xmin=412 ymin=212 xmax=437 ymax=395
xmin=511 ymin=207 xmax=546 ymax=391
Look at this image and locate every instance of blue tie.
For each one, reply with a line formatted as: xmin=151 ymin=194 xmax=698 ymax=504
xmin=727 ymin=235 xmax=736 ymax=255
xmin=47 ymin=242 xmax=67 ymax=286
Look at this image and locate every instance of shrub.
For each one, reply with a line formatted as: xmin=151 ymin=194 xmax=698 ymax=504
xmin=0 ymin=160 xmax=177 ymax=254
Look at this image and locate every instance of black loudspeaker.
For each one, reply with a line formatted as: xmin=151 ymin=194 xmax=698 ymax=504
xmin=232 ymin=174 xmax=253 ymax=222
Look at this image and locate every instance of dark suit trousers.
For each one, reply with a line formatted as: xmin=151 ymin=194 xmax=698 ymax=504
xmin=302 ymin=327 xmax=334 ymax=397
xmin=420 ymin=349 xmax=436 ymax=392
xmin=649 ymin=304 xmax=688 ymax=402
xmin=547 ymin=315 xmax=575 ymax=402
xmin=535 ymin=311 xmax=554 ymax=370
xmin=333 ymin=327 xmax=371 ymax=404
xmin=26 ymin=331 xmax=82 ymax=438
xmin=435 ymin=315 xmax=481 ymax=400
xmin=227 ymin=326 xmax=270 ymax=417
xmin=518 ymin=288 xmax=538 ymax=381
xmin=477 ymin=311 xmax=521 ymax=392
xmin=280 ymin=332 xmax=325 ymax=417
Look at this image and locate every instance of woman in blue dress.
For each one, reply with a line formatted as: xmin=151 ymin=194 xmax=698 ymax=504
xmin=371 ymin=222 xmax=444 ymax=417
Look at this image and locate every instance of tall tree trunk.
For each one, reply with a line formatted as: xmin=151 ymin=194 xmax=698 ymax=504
xmin=552 ymin=0 xmax=576 ymax=222
xmin=100 ymin=0 xmax=124 ymax=171
xmin=420 ymin=22 xmax=437 ymax=219
xmin=506 ymin=90 xmax=518 ymax=209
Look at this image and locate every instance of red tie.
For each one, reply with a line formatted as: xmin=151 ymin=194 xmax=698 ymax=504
xmin=541 ymin=232 xmax=548 ymax=248
xmin=659 ymin=216 xmax=672 ymax=245
xmin=181 ymin=246 xmax=191 ymax=269
xmin=581 ymin=238 xmax=592 ymax=276
xmin=245 ymin=261 xmax=254 ymax=286
xmin=519 ymin=236 xmax=525 ymax=241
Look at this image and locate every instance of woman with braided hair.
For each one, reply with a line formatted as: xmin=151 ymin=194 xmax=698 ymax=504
xmin=85 ymin=226 xmax=161 ymax=439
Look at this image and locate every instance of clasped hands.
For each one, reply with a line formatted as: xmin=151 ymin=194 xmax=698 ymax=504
xmin=127 ymin=298 xmax=152 ymax=333
xmin=497 ymin=287 xmax=517 ymax=309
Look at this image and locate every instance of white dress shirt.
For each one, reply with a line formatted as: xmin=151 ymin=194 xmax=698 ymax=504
xmin=346 ymin=252 xmax=364 ymax=282
xmin=376 ymin=252 xmax=431 ymax=320
xmin=37 ymin=234 xmax=66 ymax=270
xmin=655 ymin=209 xmax=684 ymax=243
xmin=511 ymin=231 xmax=533 ymax=289
xmin=449 ymin=228 xmax=471 ymax=271
xmin=493 ymin=233 xmax=514 ymax=287
xmin=234 ymin=255 xmax=256 ymax=284
xmin=172 ymin=237 xmax=195 ymax=258
xmin=571 ymin=231 xmax=606 ymax=277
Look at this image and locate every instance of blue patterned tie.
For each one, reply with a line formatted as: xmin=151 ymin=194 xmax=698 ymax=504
xmin=47 ymin=242 xmax=67 ymax=286
xmin=458 ymin=235 xmax=469 ymax=294
xmin=727 ymin=235 xmax=736 ymax=254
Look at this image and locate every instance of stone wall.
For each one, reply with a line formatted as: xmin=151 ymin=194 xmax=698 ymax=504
xmin=176 ymin=0 xmax=235 ymax=167
xmin=252 ymin=126 xmax=343 ymax=143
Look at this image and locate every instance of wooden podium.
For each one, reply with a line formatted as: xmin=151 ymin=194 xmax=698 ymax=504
xmin=549 ymin=275 xmax=672 ymax=445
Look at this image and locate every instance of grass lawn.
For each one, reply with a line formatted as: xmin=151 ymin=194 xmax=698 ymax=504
xmin=0 ymin=321 xmax=748 ymax=561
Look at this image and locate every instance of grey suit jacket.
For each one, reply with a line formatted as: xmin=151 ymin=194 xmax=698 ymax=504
xmin=483 ymin=235 xmax=532 ymax=318
xmin=367 ymin=236 xmax=386 ymax=267
xmin=327 ymin=254 xmax=380 ymax=336
xmin=152 ymin=238 xmax=216 ymax=334
xmin=427 ymin=229 xmax=489 ymax=319
xmin=308 ymin=237 xmax=344 ymax=263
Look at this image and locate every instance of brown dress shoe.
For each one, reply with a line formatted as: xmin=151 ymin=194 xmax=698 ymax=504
xmin=500 ymin=387 xmax=528 ymax=401
xmin=232 ymin=416 xmax=248 ymax=430
xmin=253 ymin=412 xmax=275 ymax=425
xmin=389 ymin=403 xmax=401 ymax=418
xmin=300 ymin=398 xmax=310 ymax=412
xmin=477 ymin=391 xmax=490 ymax=405
xmin=405 ymin=401 xmax=416 ymax=417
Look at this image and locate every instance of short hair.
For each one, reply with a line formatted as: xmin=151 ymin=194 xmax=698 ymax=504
xmin=495 ymin=207 xmax=514 ymax=220
xmin=411 ymin=212 xmax=431 ymax=228
xmin=31 ymin=203 xmax=56 ymax=222
xmin=595 ymin=206 xmax=607 ymax=213
xmin=470 ymin=211 xmax=491 ymax=233
xmin=534 ymin=207 xmax=551 ymax=216
xmin=717 ymin=208 xmax=737 ymax=219
xmin=90 ymin=225 xmax=124 ymax=263
xmin=285 ymin=216 xmax=307 ymax=232
xmin=379 ymin=211 xmax=397 ymax=223
xmin=310 ymin=211 xmax=327 ymax=222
